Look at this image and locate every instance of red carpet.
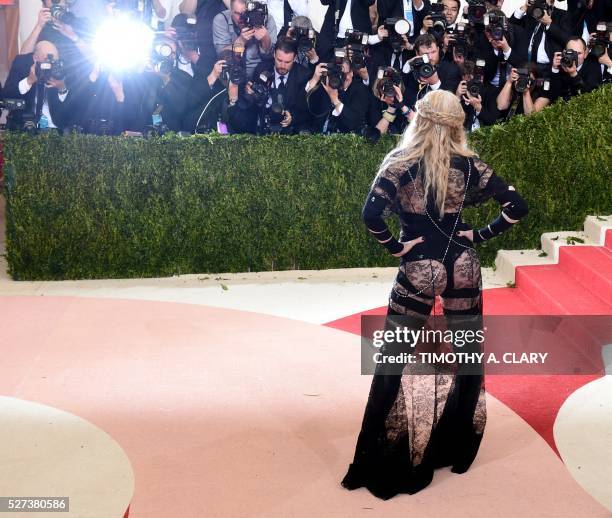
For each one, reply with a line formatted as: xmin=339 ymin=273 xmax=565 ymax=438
xmin=324 ymin=231 xmax=612 ymax=455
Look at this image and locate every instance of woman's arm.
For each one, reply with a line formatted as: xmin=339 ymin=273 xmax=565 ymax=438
xmin=470 ymin=170 xmax=528 ymax=244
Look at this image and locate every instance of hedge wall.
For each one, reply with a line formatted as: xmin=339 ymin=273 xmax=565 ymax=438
xmin=2 ymin=84 xmax=611 ymax=281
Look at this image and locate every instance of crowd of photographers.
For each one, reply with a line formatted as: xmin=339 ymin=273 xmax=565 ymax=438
xmin=0 ymin=0 xmax=610 ymax=137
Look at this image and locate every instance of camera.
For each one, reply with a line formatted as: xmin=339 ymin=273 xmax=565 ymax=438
xmin=264 ymin=86 xmax=286 ymax=133
xmin=345 ymin=30 xmax=368 ymax=69
xmin=590 ymin=22 xmax=611 ymax=59
xmin=240 ymin=1 xmax=268 ymax=29
xmin=466 ymin=58 xmax=485 ymax=96
xmin=560 ymin=48 xmax=578 ymax=68
xmin=0 ymin=98 xmax=26 ymax=113
xmin=250 ymin=69 xmax=274 ymax=106
xmin=288 ymin=25 xmax=316 ymax=52
xmin=377 ymin=67 xmax=402 ymax=98
xmin=447 ymin=24 xmax=473 ymax=59
xmin=428 ymin=3 xmax=447 ymax=39
xmin=321 ymin=49 xmax=346 ymax=89
xmin=151 ymin=39 xmax=175 ymax=75
xmin=514 ymin=67 xmax=530 ymax=92
xmin=221 ymin=51 xmax=247 ymax=85
xmin=175 ymin=17 xmax=199 ymax=52
xmin=411 ymin=53 xmax=436 ymax=81
xmin=384 ymin=18 xmax=411 ymax=53
xmin=484 ymin=12 xmax=506 ymax=41
xmin=527 ymin=0 xmax=550 ymax=21
xmin=467 ymin=0 xmax=486 ymax=25
xmin=49 ymin=0 xmax=77 ymax=26
xmin=36 ymin=54 xmax=66 ymax=83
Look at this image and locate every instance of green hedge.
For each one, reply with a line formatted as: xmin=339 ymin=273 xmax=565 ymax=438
xmin=2 ymin=84 xmax=611 ymax=280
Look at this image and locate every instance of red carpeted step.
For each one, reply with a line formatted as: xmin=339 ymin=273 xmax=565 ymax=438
xmin=606 ymin=228 xmax=612 ymax=250
xmin=558 ymin=246 xmax=612 ymax=305
xmin=482 ymin=287 xmax=540 ymax=315
xmin=515 ymin=263 xmax=611 ymax=315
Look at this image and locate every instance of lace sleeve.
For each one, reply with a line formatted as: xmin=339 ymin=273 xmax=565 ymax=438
xmin=361 ymin=165 xmax=403 ymax=255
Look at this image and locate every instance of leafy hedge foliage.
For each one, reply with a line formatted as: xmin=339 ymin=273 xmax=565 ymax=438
xmin=2 ymin=84 xmax=611 ymax=280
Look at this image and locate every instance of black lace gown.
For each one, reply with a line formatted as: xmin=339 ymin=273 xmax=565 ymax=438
xmin=341 ymin=155 xmax=526 ymax=499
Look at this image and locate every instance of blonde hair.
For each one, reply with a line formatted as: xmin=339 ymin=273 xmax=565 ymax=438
xmin=376 ymin=89 xmax=475 ymax=217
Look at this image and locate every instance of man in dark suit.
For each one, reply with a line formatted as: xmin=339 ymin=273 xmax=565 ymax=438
xmin=509 ymin=0 xmax=573 ymax=66
xmin=228 ymin=40 xmax=312 ymax=133
xmin=316 ymin=0 xmax=376 ymax=62
xmin=401 ymin=34 xmax=462 ymax=108
xmin=306 ymin=58 xmax=370 ymax=133
xmin=551 ymin=36 xmax=603 ymax=100
xmin=2 ymin=40 xmax=73 ymax=130
xmin=566 ymin=0 xmax=612 ymax=42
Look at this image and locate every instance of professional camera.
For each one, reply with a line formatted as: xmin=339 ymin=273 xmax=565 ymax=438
xmin=527 ymin=0 xmax=550 ymax=21
xmin=175 ymin=16 xmax=199 ymax=51
xmin=377 ymin=66 xmax=402 ymax=97
xmin=240 ymin=1 xmax=268 ymax=28
xmin=514 ymin=67 xmax=530 ymax=92
xmin=447 ymin=24 xmax=474 ymax=59
xmin=0 ymin=98 xmax=26 ymax=114
xmin=384 ymin=18 xmax=411 ymax=53
xmin=221 ymin=51 xmax=247 ymax=85
xmin=287 ymin=24 xmax=316 ymax=52
xmin=36 ymin=54 xmax=66 ymax=83
xmin=345 ymin=30 xmax=368 ymax=69
xmin=151 ymin=39 xmax=175 ymax=74
xmin=466 ymin=58 xmax=485 ymax=96
xmin=484 ymin=12 xmax=506 ymax=41
xmin=321 ymin=49 xmax=346 ymax=89
xmin=250 ymin=69 xmax=274 ymax=106
xmin=466 ymin=0 xmax=486 ymax=25
xmin=49 ymin=0 xmax=77 ymax=26
xmin=560 ymin=48 xmax=578 ymax=68
xmin=411 ymin=53 xmax=436 ymax=81
xmin=589 ymin=22 xmax=611 ymax=59
xmin=428 ymin=3 xmax=447 ymax=39
xmin=264 ymin=90 xmax=286 ymax=132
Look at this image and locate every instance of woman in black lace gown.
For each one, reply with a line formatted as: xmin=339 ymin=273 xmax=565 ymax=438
xmin=341 ymin=90 xmax=528 ymax=500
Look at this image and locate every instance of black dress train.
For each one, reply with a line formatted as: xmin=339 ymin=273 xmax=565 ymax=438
xmin=341 ymin=155 xmax=528 ymax=499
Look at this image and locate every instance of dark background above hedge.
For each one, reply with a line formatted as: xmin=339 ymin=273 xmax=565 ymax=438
xmin=2 ymin=84 xmax=611 ymax=281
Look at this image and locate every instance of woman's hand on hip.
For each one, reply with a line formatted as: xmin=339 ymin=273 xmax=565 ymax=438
xmin=392 ymin=236 xmax=425 ymax=257
xmin=456 ymin=230 xmax=474 ymax=242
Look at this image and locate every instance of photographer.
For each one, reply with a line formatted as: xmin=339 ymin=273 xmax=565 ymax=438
xmin=3 ymin=40 xmax=73 ymax=130
xmin=183 ymin=58 xmax=229 ymax=132
xmin=377 ymin=0 xmax=428 ymax=43
xmin=551 ymin=37 xmax=602 ymax=100
xmin=227 ymin=40 xmax=312 ymax=133
xmin=566 ymin=0 xmax=611 ymax=42
xmin=401 ymin=33 xmax=461 ymax=107
xmin=422 ymin=0 xmax=459 ymax=40
xmin=278 ymin=16 xmax=320 ymax=69
xmin=368 ymin=67 xmax=413 ymax=135
xmin=510 ymin=0 xmax=572 ymax=66
xmin=456 ymin=59 xmax=499 ymax=130
xmin=316 ymin=0 xmax=378 ymax=62
xmin=20 ymin=0 xmax=92 ymax=86
xmin=305 ymin=58 xmax=370 ymax=133
xmin=496 ymin=64 xmax=552 ymax=117
xmin=212 ymin=0 xmax=277 ymax=80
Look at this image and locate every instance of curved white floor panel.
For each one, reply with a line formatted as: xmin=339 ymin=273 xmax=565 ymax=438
xmin=0 ymin=397 xmax=134 ymax=518
xmin=554 ymin=375 xmax=612 ymax=512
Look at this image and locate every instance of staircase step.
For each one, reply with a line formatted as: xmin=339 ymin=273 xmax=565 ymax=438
xmin=515 ymin=264 xmax=611 ymax=315
xmin=482 ymin=286 xmax=540 ymax=315
xmin=606 ymin=229 xmax=612 ymax=250
xmin=584 ymin=215 xmax=612 ymax=246
xmin=495 ymin=249 xmax=554 ymax=284
xmin=541 ymin=230 xmax=598 ymax=263
xmin=558 ymin=246 xmax=612 ymax=305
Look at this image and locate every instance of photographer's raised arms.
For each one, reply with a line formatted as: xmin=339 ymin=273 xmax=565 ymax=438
xmin=1 ymin=0 xmax=610 ymax=134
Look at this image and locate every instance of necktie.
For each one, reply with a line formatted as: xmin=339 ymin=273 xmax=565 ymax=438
xmin=528 ymin=24 xmax=544 ymax=64
xmin=277 ymin=75 xmax=287 ymax=104
xmin=498 ymin=51 xmax=507 ymax=85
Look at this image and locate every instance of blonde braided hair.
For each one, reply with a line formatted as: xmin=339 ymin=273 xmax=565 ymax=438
xmin=373 ymin=90 xmax=474 ymax=217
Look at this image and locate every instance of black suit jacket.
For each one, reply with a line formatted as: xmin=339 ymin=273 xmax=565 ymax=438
xmin=317 ymin=0 xmax=376 ymax=61
xmin=462 ymin=82 xmax=499 ymax=130
xmin=377 ymin=0 xmax=431 ymax=42
xmin=309 ymin=76 xmax=371 ymax=133
xmin=566 ymin=0 xmax=612 ymax=37
xmin=402 ymin=60 xmax=461 ymax=107
xmin=3 ymin=53 xmax=73 ymax=129
xmin=555 ymin=55 xmax=603 ymax=100
xmin=510 ymin=7 xmax=572 ymax=63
